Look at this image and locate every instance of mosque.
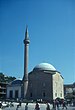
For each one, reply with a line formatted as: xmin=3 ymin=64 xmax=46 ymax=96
xmin=7 ymin=27 xmax=64 ymax=102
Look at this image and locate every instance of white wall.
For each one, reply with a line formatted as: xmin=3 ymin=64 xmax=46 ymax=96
xmin=53 ymin=72 xmax=64 ymax=99
xmin=7 ymin=85 xmax=21 ymax=99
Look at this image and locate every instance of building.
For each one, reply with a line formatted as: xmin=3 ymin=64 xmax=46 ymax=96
xmin=6 ymin=27 xmax=64 ymax=101
xmin=7 ymin=63 xmax=64 ymax=102
xmin=7 ymin=79 xmax=23 ymax=99
xmin=0 ymin=82 xmax=7 ymax=99
xmin=64 ymin=82 xmax=75 ymax=99
xmin=26 ymin=63 xmax=64 ymax=102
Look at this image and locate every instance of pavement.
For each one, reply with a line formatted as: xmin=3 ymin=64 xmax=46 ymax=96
xmin=0 ymin=102 xmax=75 ymax=110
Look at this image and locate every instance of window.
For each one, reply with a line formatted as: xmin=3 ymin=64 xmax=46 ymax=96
xmin=15 ymin=90 xmax=19 ymax=98
xmin=55 ymin=93 xmax=57 ymax=97
xmin=43 ymin=92 xmax=45 ymax=97
xmin=60 ymin=93 xmax=62 ymax=97
xmin=9 ymin=90 xmax=13 ymax=98
xmin=30 ymin=83 xmax=32 ymax=87
xmin=43 ymin=83 xmax=46 ymax=87
xmin=30 ymin=92 xmax=32 ymax=97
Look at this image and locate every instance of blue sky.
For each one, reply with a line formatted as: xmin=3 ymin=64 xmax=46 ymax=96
xmin=0 ymin=0 xmax=75 ymax=84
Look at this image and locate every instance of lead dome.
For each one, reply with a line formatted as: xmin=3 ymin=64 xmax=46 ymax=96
xmin=33 ymin=63 xmax=56 ymax=71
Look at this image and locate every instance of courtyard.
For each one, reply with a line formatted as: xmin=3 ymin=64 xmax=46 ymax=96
xmin=0 ymin=102 xmax=75 ymax=110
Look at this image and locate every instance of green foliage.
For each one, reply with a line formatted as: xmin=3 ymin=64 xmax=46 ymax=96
xmin=0 ymin=72 xmax=16 ymax=83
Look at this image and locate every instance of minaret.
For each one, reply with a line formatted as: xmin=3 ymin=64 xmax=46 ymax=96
xmin=23 ymin=26 xmax=30 ymax=98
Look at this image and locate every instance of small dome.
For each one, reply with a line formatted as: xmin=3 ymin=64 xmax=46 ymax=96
xmin=10 ymin=79 xmax=22 ymax=85
xmin=33 ymin=63 xmax=56 ymax=71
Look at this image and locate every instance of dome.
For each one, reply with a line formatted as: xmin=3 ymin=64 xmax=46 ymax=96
xmin=33 ymin=63 xmax=56 ymax=71
xmin=10 ymin=79 xmax=22 ymax=85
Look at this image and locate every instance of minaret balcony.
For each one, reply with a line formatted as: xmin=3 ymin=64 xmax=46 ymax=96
xmin=23 ymin=39 xmax=30 ymax=44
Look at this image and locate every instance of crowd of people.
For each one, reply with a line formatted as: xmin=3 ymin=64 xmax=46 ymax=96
xmin=53 ymin=99 xmax=67 ymax=110
xmin=25 ymin=102 xmax=50 ymax=110
xmin=16 ymin=102 xmax=51 ymax=110
xmin=18 ymin=99 xmax=67 ymax=110
xmin=0 ymin=99 xmax=73 ymax=110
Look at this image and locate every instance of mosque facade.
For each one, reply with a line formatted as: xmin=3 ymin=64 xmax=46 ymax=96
xmin=26 ymin=63 xmax=64 ymax=102
xmin=6 ymin=27 xmax=64 ymax=102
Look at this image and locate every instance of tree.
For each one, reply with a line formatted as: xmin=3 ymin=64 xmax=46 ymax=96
xmin=0 ymin=72 xmax=16 ymax=83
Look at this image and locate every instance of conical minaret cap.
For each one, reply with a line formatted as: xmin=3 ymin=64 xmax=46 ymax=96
xmin=24 ymin=26 xmax=30 ymax=44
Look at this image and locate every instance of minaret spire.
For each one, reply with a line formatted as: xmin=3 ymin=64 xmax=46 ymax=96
xmin=23 ymin=26 xmax=30 ymax=98
xmin=25 ymin=25 xmax=29 ymax=42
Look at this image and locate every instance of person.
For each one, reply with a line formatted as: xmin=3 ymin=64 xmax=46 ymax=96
xmin=0 ymin=102 xmax=2 ymax=108
xmin=55 ymin=100 xmax=59 ymax=110
xmin=53 ymin=100 xmax=56 ymax=109
xmin=19 ymin=101 xmax=21 ymax=106
xmin=34 ymin=102 xmax=40 ymax=110
xmin=62 ymin=100 xmax=67 ymax=109
xmin=46 ymin=103 xmax=50 ymax=110
xmin=16 ymin=105 xmax=19 ymax=110
xmin=25 ymin=102 xmax=28 ymax=110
